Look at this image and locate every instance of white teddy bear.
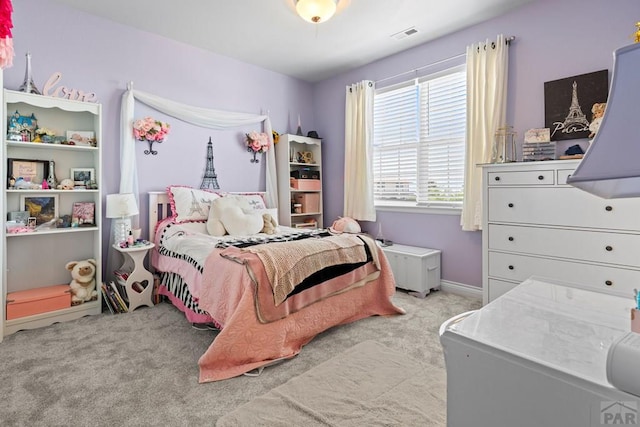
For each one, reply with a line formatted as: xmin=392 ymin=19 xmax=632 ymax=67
xmin=66 ymin=258 xmax=97 ymax=304
xmin=57 ymin=178 xmax=74 ymax=190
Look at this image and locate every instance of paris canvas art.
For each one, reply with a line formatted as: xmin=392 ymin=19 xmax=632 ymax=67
xmin=544 ymin=70 xmax=609 ymax=141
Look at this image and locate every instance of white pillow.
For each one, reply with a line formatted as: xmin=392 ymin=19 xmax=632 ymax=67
xmin=219 ymin=206 xmax=264 ymax=236
xmin=226 ymin=193 xmax=267 ymax=211
xmin=207 ymin=196 xmax=256 ymax=236
xmin=167 ymin=186 xmax=220 ymax=223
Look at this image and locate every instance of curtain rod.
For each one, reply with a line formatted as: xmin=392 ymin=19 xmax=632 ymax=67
xmin=375 ymin=36 xmax=515 ymax=86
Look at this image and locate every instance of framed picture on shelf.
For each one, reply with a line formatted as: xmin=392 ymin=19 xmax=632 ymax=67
xmin=70 ymin=168 xmax=95 ymax=186
xmin=20 ymin=194 xmax=58 ymax=226
xmin=7 ymin=211 xmax=29 ymax=223
xmin=71 ymin=202 xmax=95 ymax=227
xmin=66 ymin=131 xmax=96 ymax=147
xmin=7 ymin=158 xmax=49 ymax=188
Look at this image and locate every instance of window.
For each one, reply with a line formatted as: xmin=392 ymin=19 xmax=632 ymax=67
xmin=373 ymin=65 xmax=466 ymax=211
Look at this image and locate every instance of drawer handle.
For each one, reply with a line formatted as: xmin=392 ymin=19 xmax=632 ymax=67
xmin=508 ymin=203 xmax=514 ymax=208
xmin=605 ymin=205 xmax=613 ymax=212
xmin=538 ymin=175 xmax=544 ymax=180
xmin=495 ymin=176 xmax=501 ymax=181
xmin=508 ymin=265 xmax=514 ymax=270
xmin=605 ymin=245 xmax=613 ymax=252
xmin=605 ymin=280 xmax=613 ymax=286
xmin=508 ymin=236 xmax=514 ymax=242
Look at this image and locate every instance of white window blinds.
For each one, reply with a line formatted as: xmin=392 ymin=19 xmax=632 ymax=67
xmin=373 ymin=66 xmax=466 ymax=208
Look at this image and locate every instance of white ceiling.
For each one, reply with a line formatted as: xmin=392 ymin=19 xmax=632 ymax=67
xmin=53 ymin=0 xmax=532 ymax=83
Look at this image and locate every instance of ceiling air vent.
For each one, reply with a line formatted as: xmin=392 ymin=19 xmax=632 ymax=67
xmin=391 ymin=27 xmax=418 ymax=41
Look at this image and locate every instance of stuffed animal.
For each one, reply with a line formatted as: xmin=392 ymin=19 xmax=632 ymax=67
xmin=589 ymin=102 xmax=607 ymax=139
xmin=57 ymin=178 xmax=74 ymax=190
xmin=66 ymin=258 xmax=97 ymax=304
xmin=261 ymin=213 xmax=278 ymax=234
xmin=329 ymin=217 xmax=361 ymax=234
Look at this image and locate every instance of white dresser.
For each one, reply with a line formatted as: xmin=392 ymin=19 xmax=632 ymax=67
xmin=482 ymin=160 xmax=640 ymax=304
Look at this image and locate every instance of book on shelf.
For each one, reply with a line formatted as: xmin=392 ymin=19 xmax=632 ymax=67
xmin=108 ymin=281 xmax=128 ymax=313
xmin=114 ymin=269 xmax=129 ymax=282
xmin=101 ymin=283 xmax=115 ymax=314
xmin=71 ymin=201 xmax=95 ymax=227
xmin=101 ymin=282 xmax=123 ymax=314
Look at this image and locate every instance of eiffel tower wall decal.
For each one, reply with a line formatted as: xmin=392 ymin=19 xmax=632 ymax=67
xmin=200 ymin=137 xmax=220 ymax=190
xmin=544 ymin=69 xmax=608 ymax=141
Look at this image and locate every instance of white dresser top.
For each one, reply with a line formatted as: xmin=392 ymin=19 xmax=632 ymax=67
xmin=446 ymin=276 xmax=632 ymax=387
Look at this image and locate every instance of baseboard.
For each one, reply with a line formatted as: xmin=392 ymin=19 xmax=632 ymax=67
xmin=440 ymin=280 xmax=482 ymax=300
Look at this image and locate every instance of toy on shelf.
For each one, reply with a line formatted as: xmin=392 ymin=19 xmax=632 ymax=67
xmin=65 ymin=258 xmax=97 ymax=305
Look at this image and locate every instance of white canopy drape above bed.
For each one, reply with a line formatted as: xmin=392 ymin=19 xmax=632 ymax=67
xmin=119 ymin=84 xmax=278 ymax=209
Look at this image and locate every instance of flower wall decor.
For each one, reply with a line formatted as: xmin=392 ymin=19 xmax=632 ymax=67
xmin=245 ymin=131 xmax=271 ymax=163
xmin=133 ymin=116 xmax=171 ymax=155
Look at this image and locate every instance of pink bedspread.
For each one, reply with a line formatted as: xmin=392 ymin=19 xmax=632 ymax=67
xmin=197 ymin=245 xmax=405 ymax=383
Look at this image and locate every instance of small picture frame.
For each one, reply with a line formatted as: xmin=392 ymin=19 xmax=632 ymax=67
xmin=70 ymin=168 xmax=95 ymax=186
xmin=7 ymin=211 xmax=29 ymax=223
xmin=7 ymin=158 xmax=49 ymax=188
xmin=27 ymin=217 xmax=37 ymax=228
xmin=21 ymin=194 xmax=59 ymax=226
xmin=524 ymin=128 xmax=551 ymax=143
xmin=66 ymin=131 xmax=96 ymax=147
xmin=72 ymin=202 xmax=95 ymax=227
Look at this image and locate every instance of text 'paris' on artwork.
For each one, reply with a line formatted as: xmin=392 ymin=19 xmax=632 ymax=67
xmin=544 ymin=70 xmax=609 ymax=141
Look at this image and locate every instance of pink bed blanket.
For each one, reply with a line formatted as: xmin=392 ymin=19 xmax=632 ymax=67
xmin=197 ymin=243 xmax=405 ymax=382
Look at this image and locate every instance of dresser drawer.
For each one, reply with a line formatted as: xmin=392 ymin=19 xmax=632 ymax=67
xmin=557 ymin=169 xmax=575 ymax=185
xmin=487 ymin=170 xmax=554 ymax=186
xmin=487 ymin=278 xmax=520 ymax=301
xmin=487 ymin=251 xmax=640 ymax=296
xmin=488 ymin=187 xmax=640 ymax=231
xmin=488 ymin=224 xmax=640 ymax=267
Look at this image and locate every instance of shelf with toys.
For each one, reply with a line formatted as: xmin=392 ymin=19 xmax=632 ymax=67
xmin=1 ymin=89 xmax=103 ymax=340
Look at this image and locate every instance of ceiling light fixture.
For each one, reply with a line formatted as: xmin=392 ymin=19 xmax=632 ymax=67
xmin=296 ymin=0 xmax=338 ymax=24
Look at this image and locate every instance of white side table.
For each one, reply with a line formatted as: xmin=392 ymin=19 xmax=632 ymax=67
xmin=112 ymin=243 xmax=155 ymax=312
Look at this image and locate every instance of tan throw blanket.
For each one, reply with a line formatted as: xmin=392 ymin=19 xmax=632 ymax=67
xmin=243 ymin=234 xmax=368 ymax=306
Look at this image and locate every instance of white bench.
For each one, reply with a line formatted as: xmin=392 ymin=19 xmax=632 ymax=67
xmin=381 ymin=244 xmax=441 ymax=298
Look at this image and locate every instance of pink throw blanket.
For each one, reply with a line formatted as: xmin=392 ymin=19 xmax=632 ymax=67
xmin=196 ymin=245 xmax=405 ymax=382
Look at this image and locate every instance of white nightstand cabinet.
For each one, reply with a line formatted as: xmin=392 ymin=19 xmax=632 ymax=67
xmin=382 ymin=244 xmax=441 ymax=298
xmin=113 ymin=243 xmax=155 ymax=312
xmin=481 ymin=160 xmax=640 ymax=304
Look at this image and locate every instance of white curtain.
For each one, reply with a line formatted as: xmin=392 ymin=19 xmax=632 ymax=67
xmin=460 ymin=35 xmax=509 ymax=231
xmin=344 ymin=80 xmax=376 ymax=221
xmin=120 ymin=86 xmax=277 ymax=208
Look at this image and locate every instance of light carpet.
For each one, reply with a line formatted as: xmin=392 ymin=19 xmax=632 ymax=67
xmin=217 ymin=340 xmax=446 ymax=427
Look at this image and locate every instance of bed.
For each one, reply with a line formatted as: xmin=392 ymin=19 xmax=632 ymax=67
xmin=149 ymin=188 xmax=405 ymax=383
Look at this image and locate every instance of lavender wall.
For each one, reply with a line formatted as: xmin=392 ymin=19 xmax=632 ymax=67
xmin=314 ymin=0 xmax=640 ymax=288
xmin=8 ymin=0 xmax=315 ymax=267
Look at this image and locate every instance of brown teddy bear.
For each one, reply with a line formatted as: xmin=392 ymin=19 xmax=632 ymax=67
xmin=261 ymin=213 xmax=278 ymax=234
xmin=66 ymin=258 xmax=97 ymax=305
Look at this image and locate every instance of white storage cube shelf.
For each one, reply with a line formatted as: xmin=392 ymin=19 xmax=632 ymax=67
xmin=381 ymin=244 xmax=441 ymax=297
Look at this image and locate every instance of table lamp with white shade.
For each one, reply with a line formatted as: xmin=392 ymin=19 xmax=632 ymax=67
xmin=106 ymin=193 xmax=139 ymax=244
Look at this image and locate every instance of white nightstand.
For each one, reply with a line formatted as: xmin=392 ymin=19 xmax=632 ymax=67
xmin=112 ymin=243 xmax=155 ymax=312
